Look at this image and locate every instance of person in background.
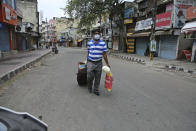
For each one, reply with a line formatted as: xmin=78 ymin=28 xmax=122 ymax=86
xmin=87 ymin=31 xmax=110 ymax=96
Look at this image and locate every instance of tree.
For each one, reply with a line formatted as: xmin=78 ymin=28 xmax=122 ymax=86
xmin=65 ymin=0 xmax=128 ymax=51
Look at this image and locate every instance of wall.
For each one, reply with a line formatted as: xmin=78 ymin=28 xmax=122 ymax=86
xmin=178 ymin=34 xmax=193 ymax=51
xmin=16 ymin=0 xmax=38 ymax=32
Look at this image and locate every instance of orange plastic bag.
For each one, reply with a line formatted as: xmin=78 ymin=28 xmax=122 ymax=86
xmin=105 ymin=73 xmax=113 ymax=92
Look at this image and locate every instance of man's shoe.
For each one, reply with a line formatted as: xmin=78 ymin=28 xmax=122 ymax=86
xmin=94 ymin=90 xmax=100 ymax=96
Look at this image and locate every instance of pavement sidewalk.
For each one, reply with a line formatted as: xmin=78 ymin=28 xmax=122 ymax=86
xmin=0 ymin=49 xmax=51 ymax=84
xmin=109 ymin=52 xmax=196 ymax=75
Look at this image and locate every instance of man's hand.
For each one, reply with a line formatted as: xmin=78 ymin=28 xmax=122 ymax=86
xmin=103 ymin=52 xmax=110 ymax=68
xmin=106 ymin=63 xmax=111 ymax=68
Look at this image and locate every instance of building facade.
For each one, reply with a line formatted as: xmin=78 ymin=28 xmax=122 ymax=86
xmin=0 ymin=0 xmax=17 ymax=52
xmin=125 ymin=0 xmax=196 ymax=60
xmin=53 ymin=17 xmax=74 ymax=43
xmin=16 ymin=0 xmax=39 ymax=50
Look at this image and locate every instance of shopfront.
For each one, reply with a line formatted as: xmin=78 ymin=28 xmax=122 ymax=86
xmin=0 ymin=0 xmax=17 ymax=52
xmin=134 ymin=18 xmax=152 ymax=56
xmin=159 ymin=35 xmax=178 ymax=59
xmin=136 ymin=37 xmax=150 ymax=56
xmin=181 ymin=21 xmax=196 ymax=62
xmin=155 ymin=11 xmax=178 ymax=59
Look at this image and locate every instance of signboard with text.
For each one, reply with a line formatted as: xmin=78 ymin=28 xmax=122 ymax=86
xmin=173 ymin=0 xmax=192 ymax=28
xmin=135 ymin=18 xmax=152 ymax=31
xmin=156 ymin=12 xmax=172 ymax=29
xmin=0 ymin=3 xmax=17 ymax=26
xmin=5 ymin=7 xmax=11 ymax=21
xmin=124 ymin=19 xmax=133 ymax=24
xmin=186 ymin=6 xmax=196 ymax=20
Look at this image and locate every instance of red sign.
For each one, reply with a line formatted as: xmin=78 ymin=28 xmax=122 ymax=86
xmin=0 ymin=3 xmax=17 ymax=26
xmin=156 ymin=12 xmax=172 ymax=29
xmin=187 ymin=6 xmax=196 ymax=20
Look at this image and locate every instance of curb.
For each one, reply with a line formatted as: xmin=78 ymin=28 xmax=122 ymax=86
xmin=110 ymin=53 xmax=146 ymax=65
xmin=0 ymin=51 xmax=51 ymax=85
xmin=110 ymin=53 xmax=196 ymax=75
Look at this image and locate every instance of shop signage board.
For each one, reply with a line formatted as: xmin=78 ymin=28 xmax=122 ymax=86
xmin=124 ymin=8 xmax=134 ymax=19
xmin=143 ymin=18 xmax=152 ymax=30
xmin=173 ymin=0 xmax=192 ymax=28
xmin=186 ymin=6 xmax=196 ymax=20
xmin=0 ymin=3 xmax=17 ymax=25
xmin=135 ymin=20 xmax=144 ymax=31
xmin=135 ymin=18 xmax=152 ymax=31
xmin=124 ymin=19 xmax=133 ymax=24
xmin=5 ymin=7 xmax=11 ymax=21
xmin=156 ymin=12 xmax=172 ymax=29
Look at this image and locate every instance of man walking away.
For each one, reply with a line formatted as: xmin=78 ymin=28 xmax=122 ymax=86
xmin=87 ymin=31 xmax=110 ymax=96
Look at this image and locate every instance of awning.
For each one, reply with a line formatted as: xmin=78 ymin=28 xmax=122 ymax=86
xmin=181 ymin=21 xmax=196 ymax=34
xmin=155 ymin=30 xmax=173 ymax=36
xmin=128 ymin=32 xmax=151 ymax=38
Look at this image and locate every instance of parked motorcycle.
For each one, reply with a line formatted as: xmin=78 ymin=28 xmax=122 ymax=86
xmin=0 ymin=106 xmax=48 ymax=131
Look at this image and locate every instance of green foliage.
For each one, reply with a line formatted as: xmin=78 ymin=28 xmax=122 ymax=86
xmin=65 ymin=0 xmax=126 ymax=29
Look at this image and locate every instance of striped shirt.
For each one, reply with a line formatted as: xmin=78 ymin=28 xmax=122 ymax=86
xmin=88 ymin=39 xmax=108 ymax=61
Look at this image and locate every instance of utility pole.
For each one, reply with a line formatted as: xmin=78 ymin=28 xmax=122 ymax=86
xmin=150 ymin=0 xmax=157 ymax=60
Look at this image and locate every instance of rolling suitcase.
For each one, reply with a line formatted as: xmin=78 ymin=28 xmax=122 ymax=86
xmin=77 ymin=62 xmax=87 ymax=86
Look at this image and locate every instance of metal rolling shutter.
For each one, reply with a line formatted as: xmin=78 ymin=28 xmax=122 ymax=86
xmin=136 ymin=37 xmax=149 ymax=56
xmin=160 ymin=36 xmax=178 ymax=59
xmin=0 ymin=24 xmax=10 ymax=51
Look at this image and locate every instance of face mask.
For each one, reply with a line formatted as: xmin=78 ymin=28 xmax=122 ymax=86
xmin=94 ymin=34 xmax=100 ymax=40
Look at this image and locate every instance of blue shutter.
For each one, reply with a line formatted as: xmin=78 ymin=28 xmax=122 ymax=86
xmin=0 ymin=24 xmax=10 ymax=51
xmin=136 ymin=37 xmax=150 ymax=56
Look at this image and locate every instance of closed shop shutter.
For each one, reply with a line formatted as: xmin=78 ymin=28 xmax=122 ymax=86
xmin=160 ymin=36 xmax=178 ymax=59
xmin=136 ymin=37 xmax=150 ymax=56
xmin=0 ymin=24 xmax=10 ymax=51
xmin=22 ymin=38 xmax=26 ymax=50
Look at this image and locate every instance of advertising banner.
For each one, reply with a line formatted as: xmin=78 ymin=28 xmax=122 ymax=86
xmin=173 ymin=0 xmax=193 ymax=28
xmin=156 ymin=12 xmax=172 ymax=29
xmin=5 ymin=7 xmax=11 ymax=21
xmin=143 ymin=18 xmax=152 ymax=30
xmin=135 ymin=18 xmax=152 ymax=31
xmin=135 ymin=20 xmax=144 ymax=31
xmin=186 ymin=6 xmax=196 ymax=20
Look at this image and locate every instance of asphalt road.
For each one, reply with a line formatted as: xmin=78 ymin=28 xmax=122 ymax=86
xmin=0 ymin=48 xmax=196 ymax=131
